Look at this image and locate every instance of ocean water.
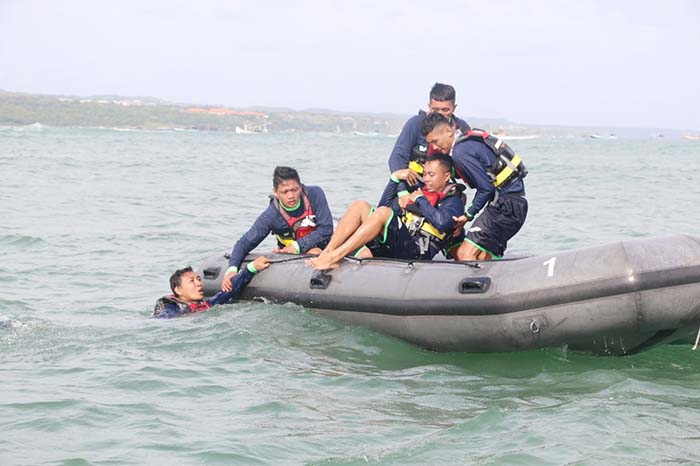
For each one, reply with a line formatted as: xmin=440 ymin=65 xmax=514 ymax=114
xmin=2 ymin=125 xmax=700 ymax=465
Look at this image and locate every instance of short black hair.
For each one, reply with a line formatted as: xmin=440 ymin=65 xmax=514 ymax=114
xmin=430 ymin=82 xmax=456 ymax=102
xmin=420 ymin=111 xmax=451 ymax=137
xmin=427 ymin=152 xmax=453 ymax=173
xmin=170 ymin=266 xmax=193 ymax=296
xmin=273 ymin=166 xmax=301 ymax=189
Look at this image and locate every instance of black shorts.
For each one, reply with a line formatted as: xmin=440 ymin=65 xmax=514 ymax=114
xmin=366 ymin=210 xmax=421 ymax=260
xmin=465 ymin=192 xmax=528 ymax=258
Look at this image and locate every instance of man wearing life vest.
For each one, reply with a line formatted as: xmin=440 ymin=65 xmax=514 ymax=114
xmin=421 ymin=112 xmax=528 ymax=261
xmin=153 ymin=256 xmax=271 ymax=318
xmin=307 ymin=154 xmax=465 ymax=270
xmin=388 ymin=82 xmax=470 ymax=208
xmin=221 ymin=166 xmax=333 ymax=291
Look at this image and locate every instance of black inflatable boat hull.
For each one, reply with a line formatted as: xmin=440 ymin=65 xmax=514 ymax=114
xmin=200 ymin=235 xmax=700 ymax=355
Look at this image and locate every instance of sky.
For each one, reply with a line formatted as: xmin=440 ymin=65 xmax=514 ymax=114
xmin=1 ymin=0 xmax=699 ymax=130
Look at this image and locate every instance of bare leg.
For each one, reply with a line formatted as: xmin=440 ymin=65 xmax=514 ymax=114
xmin=454 ymin=240 xmax=493 ymax=261
xmin=307 ymin=206 xmax=392 ymax=270
xmin=322 ymin=200 xmax=373 ymax=254
xmin=310 ymin=200 xmax=372 ymax=266
xmin=305 ymin=247 xmax=322 ymax=255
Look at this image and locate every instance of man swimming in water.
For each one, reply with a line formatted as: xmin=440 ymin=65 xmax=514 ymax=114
xmin=152 ymin=255 xmax=270 ymax=318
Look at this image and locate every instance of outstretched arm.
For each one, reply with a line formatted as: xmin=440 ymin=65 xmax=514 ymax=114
xmin=210 ymin=256 xmax=271 ymax=305
xmin=223 ymin=208 xmax=274 ymax=291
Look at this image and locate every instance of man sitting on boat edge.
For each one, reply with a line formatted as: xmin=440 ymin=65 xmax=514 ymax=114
xmin=306 ymin=153 xmax=465 ymax=270
xmin=221 ymin=166 xmax=333 ymax=291
xmin=153 ymin=256 xmax=271 ymax=318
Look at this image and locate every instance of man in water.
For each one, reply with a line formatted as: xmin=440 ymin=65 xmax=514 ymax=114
xmin=421 ymin=112 xmax=528 ymax=260
xmin=388 ymin=82 xmax=470 ymax=207
xmin=221 ymin=166 xmax=333 ymax=291
xmin=307 ymin=153 xmax=464 ymax=270
xmin=152 ymin=256 xmax=271 ymax=318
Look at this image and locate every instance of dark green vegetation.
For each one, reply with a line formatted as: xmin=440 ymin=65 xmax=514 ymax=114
xmin=0 ymin=90 xmax=412 ymax=134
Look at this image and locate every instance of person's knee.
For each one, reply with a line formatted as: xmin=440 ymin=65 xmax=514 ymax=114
xmin=355 ymin=247 xmax=374 ymax=259
xmin=373 ymin=206 xmax=393 ymax=222
xmin=348 ymin=200 xmax=371 ymax=212
xmin=456 ymin=241 xmax=484 ymax=261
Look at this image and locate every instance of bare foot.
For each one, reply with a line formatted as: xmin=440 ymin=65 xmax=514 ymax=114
xmin=306 ymin=254 xmax=340 ymax=270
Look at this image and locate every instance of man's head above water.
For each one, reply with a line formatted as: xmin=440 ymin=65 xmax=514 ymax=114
xmin=169 ymin=266 xmax=204 ymax=302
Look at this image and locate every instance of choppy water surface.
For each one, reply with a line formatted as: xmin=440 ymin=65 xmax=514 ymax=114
xmin=2 ymin=126 xmax=700 ymax=465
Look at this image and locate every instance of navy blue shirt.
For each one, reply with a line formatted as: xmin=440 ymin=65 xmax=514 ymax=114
xmin=228 ymin=185 xmax=333 ymax=270
xmin=451 ymin=140 xmax=525 ymax=218
xmin=388 ymin=113 xmax=470 ymax=194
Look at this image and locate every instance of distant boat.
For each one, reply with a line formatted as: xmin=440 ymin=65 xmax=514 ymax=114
xmin=488 ymin=130 xmax=539 ymax=141
xmin=500 ymin=134 xmax=540 ymax=141
xmin=352 ymin=131 xmax=382 ymax=137
xmin=684 ymin=135 xmax=700 ymax=141
xmin=235 ymin=126 xmax=254 ymax=134
xmin=590 ymin=133 xmax=617 ymax=139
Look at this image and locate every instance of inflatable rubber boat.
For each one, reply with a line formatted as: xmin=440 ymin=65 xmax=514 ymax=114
xmin=199 ymin=235 xmax=700 ymax=356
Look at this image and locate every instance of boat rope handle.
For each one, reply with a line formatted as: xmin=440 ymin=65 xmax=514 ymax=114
xmin=692 ymin=325 xmax=700 ymax=351
xmin=267 ymin=255 xmax=316 ymax=264
xmin=263 ymin=254 xmax=482 ymax=268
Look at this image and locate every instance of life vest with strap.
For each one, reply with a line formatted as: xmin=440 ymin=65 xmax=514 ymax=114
xmin=453 ymin=129 xmax=527 ymax=189
xmin=402 ymin=183 xmax=463 ymax=254
xmin=272 ymin=187 xmax=317 ymax=247
xmin=152 ymin=295 xmax=211 ymax=317
xmin=409 ymin=143 xmax=428 ymax=175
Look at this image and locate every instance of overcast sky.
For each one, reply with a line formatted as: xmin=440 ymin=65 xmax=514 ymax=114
xmin=1 ymin=0 xmax=698 ymax=130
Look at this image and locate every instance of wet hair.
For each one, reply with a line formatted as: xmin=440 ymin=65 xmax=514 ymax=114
xmin=420 ymin=111 xmax=451 ymax=137
xmin=427 ymin=152 xmax=453 ymax=173
xmin=430 ymin=82 xmax=456 ymax=102
xmin=273 ymin=166 xmax=301 ymax=189
xmin=170 ymin=266 xmax=194 ymax=296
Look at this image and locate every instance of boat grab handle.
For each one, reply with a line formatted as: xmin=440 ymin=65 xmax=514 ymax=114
xmin=202 ymin=267 xmax=221 ymax=279
xmin=459 ymin=277 xmax=491 ymax=294
xmin=310 ymin=271 xmax=332 ymax=290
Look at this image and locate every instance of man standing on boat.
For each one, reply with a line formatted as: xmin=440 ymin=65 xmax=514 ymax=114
xmin=221 ymin=166 xmax=333 ymax=291
xmin=307 ymin=153 xmax=464 ymax=270
xmin=388 ymin=82 xmax=471 ymax=208
xmin=421 ymin=112 xmax=528 ymax=261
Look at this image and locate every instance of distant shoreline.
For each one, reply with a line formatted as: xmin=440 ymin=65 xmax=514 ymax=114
xmin=1 ymin=90 xmax=696 ymax=138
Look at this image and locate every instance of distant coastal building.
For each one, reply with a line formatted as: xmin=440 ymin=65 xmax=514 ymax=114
xmin=74 ymin=97 xmax=144 ymax=106
xmin=185 ymin=107 xmax=267 ymax=117
xmin=184 ymin=107 xmax=269 ymax=132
